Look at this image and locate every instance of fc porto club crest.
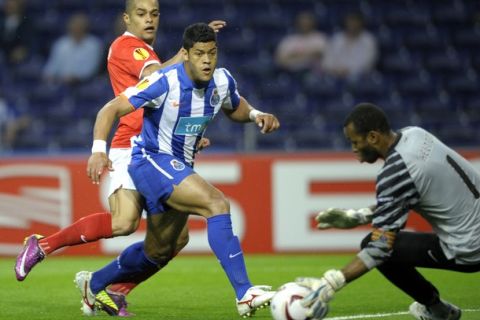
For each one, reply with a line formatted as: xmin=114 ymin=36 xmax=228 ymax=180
xmin=170 ymin=159 xmax=185 ymax=171
xmin=210 ymin=88 xmax=220 ymax=106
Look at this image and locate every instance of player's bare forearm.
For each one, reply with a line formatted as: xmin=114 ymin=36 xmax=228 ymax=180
xmin=159 ymin=49 xmax=184 ymax=69
xmin=141 ymin=63 xmax=162 ymax=78
xmin=224 ymin=97 xmax=280 ymax=133
xmin=223 ymin=96 xmax=252 ymax=123
xmin=340 ymin=256 xmax=370 ymax=283
xmin=94 ymin=96 xmax=133 ymax=141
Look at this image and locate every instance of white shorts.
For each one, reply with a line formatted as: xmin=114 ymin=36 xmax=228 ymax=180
xmin=106 ymin=148 xmax=137 ymax=197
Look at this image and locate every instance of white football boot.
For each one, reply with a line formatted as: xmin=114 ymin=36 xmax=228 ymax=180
xmin=236 ymin=285 xmax=276 ymax=318
xmin=409 ymin=300 xmax=461 ymax=320
xmin=74 ymin=271 xmax=97 ymax=316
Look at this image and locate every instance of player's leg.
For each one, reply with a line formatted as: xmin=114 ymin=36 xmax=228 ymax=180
xmin=37 ymin=188 xmax=142 ymax=253
xmin=106 ymin=222 xmax=189 ymax=296
xmin=92 ymin=211 xmax=188 ymax=290
xmin=15 ymin=189 xmax=144 ymax=281
xmin=15 ymin=150 xmax=141 ymax=281
xmin=128 ymin=154 xmax=274 ymax=316
xmin=143 ymin=210 xmax=189 ymax=263
xmin=14 ymin=211 xmax=114 ymax=281
xmin=363 ymin=232 xmax=475 ymax=319
xmin=105 ymin=210 xmax=189 ymax=296
xmin=79 ymin=210 xmax=188 ymax=315
xmin=164 ymin=173 xmax=275 ymax=317
xmin=108 ymin=188 xmax=143 ymax=236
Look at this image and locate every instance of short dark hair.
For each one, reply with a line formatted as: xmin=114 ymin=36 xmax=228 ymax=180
xmin=182 ymin=23 xmax=216 ymax=50
xmin=343 ymin=103 xmax=391 ymax=136
xmin=125 ymin=0 xmax=158 ymax=13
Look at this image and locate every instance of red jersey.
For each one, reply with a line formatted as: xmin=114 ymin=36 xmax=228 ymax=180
xmin=107 ymin=32 xmax=161 ymax=148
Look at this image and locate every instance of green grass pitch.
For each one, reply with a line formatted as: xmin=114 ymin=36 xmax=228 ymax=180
xmin=1 ymin=254 xmax=479 ymax=319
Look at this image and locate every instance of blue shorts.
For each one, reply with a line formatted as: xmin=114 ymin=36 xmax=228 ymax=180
xmin=128 ymin=152 xmax=195 ymax=214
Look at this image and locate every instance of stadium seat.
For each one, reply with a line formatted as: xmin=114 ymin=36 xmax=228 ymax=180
xmin=404 ymin=27 xmax=447 ymax=55
xmin=452 ymin=29 xmax=480 ymax=53
xmin=346 ymin=72 xmax=389 ymax=102
xmin=396 ymin=71 xmax=436 ymax=100
xmin=3 ymin=0 xmax=480 ymax=152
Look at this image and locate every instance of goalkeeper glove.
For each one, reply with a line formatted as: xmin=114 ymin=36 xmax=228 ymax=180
xmin=316 ymin=207 xmax=373 ymax=229
xmin=296 ymin=270 xmax=346 ymax=319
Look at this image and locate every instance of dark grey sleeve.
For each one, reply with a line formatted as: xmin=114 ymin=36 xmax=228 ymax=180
xmin=358 ymin=152 xmax=420 ymax=269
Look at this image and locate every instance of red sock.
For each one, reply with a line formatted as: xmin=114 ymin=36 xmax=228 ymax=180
xmin=39 ymin=212 xmax=112 ymax=255
xmin=107 ymin=283 xmax=138 ymax=296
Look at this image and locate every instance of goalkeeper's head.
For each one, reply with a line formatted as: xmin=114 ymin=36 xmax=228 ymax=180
xmin=123 ymin=0 xmax=159 ymax=45
xmin=343 ymin=103 xmax=395 ymax=164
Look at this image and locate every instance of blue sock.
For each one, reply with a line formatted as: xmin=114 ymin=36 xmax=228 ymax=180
xmin=207 ymin=214 xmax=252 ymax=299
xmin=90 ymin=241 xmax=159 ymax=294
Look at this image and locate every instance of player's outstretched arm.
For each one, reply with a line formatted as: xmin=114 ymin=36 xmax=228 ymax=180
xmin=316 ymin=207 xmax=374 ymax=229
xmin=223 ymin=96 xmax=280 ymax=133
xmin=87 ymin=96 xmax=135 ymax=184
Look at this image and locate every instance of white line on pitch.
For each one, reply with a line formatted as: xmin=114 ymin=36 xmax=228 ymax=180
xmin=325 ymin=308 xmax=480 ymax=320
xmin=325 ymin=312 xmax=408 ymax=320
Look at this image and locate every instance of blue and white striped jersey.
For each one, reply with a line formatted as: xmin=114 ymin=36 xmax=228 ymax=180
xmin=122 ymin=63 xmax=240 ymax=165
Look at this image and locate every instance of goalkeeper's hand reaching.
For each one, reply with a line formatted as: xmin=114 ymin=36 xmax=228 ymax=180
xmin=296 ymin=270 xmax=346 ymax=319
xmin=315 ymin=207 xmax=373 ymax=229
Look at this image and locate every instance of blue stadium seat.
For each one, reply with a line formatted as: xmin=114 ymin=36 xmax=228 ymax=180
xmin=431 ymin=4 xmax=469 ymax=28
xmin=303 ymin=74 xmax=343 ymax=102
xmin=3 ymin=0 xmax=480 ymax=151
xmin=404 ymin=27 xmax=447 ymax=56
xmin=380 ymin=48 xmax=420 ymax=79
xmin=446 ymin=71 xmax=479 ymax=98
xmin=346 ymin=72 xmax=389 ymax=102
xmin=452 ymin=29 xmax=480 ymax=52
xmin=424 ymin=49 xmax=464 ymax=85
xmin=290 ymin=129 xmax=337 ymax=150
xmin=396 ymin=71 xmax=436 ymax=100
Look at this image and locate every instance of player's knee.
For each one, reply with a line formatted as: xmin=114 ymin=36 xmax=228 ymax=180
xmin=360 ymin=233 xmax=372 ymax=249
xmin=205 ymin=190 xmax=230 ymax=216
xmin=175 ymin=229 xmax=189 ymax=253
xmin=111 ymin=215 xmax=140 ymax=236
xmin=144 ymin=243 xmax=175 ymax=268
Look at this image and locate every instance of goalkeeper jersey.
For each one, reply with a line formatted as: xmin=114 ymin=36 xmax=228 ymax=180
xmin=372 ymin=126 xmax=480 ymax=264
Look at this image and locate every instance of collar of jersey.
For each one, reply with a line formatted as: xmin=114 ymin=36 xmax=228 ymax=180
xmin=122 ymin=31 xmax=154 ymax=50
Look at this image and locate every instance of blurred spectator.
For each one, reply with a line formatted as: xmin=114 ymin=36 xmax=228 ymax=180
xmin=112 ymin=12 xmax=127 ymax=39
xmin=275 ymin=11 xmax=328 ymax=73
xmin=322 ymin=12 xmax=378 ymax=81
xmin=0 ymin=95 xmax=31 ymax=151
xmin=0 ymin=0 xmax=35 ymax=64
xmin=99 ymin=13 xmax=127 ymax=75
xmin=43 ymin=13 xmax=103 ymax=86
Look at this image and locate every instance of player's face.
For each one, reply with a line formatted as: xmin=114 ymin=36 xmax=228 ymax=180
xmin=344 ymin=123 xmax=381 ymax=163
xmin=124 ymin=0 xmax=159 ymax=44
xmin=183 ymin=41 xmax=218 ymax=83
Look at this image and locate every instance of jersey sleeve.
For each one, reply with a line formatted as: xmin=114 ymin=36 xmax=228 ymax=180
xmin=357 ymin=151 xmax=421 ymax=269
xmin=112 ymin=38 xmax=160 ymax=79
xmin=221 ymin=69 xmax=241 ymax=110
xmin=372 ymin=152 xmax=421 ymax=230
xmin=123 ymin=71 xmax=169 ymax=109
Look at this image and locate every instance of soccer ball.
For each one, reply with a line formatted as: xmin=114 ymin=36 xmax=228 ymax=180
xmin=270 ymin=282 xmax=312 ymax=320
